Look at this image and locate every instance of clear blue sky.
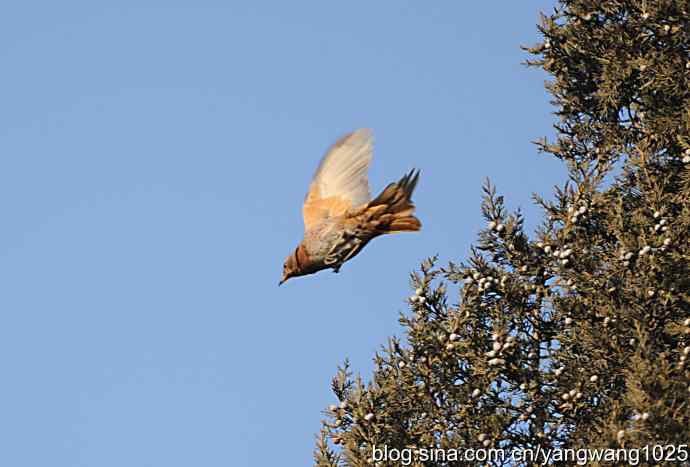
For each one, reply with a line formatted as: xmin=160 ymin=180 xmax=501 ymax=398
xmin=0 ymin=1 xmax=560 ymax=466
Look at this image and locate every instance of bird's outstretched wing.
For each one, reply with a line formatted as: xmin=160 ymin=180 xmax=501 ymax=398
xmin=302 ymin=129 xmax=373 ymax=231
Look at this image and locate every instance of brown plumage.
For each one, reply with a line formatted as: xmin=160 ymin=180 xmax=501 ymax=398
xmin=280 ymin=129 xmax=421 ymax=285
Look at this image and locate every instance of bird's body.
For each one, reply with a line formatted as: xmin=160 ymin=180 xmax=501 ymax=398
xmin=280 ymin=129 xmax=421 ymax=284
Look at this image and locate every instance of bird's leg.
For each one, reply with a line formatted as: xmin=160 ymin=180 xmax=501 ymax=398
xmin=329 ymin=231 xmax=350 ymax=251
xmin=340 ymin=237 xmax=363 ymax=263
xmin=325 ymin=229 xmax=365 ymax=274
xmin=330 ymin=240 xmax=361 ymax=274
xmin=324 ymin=231 xmax=349 ymax=265
xmin=324 ymin=229 xmax=361 ymax=271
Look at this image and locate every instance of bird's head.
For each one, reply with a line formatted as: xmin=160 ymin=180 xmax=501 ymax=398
xmin=279 ymin=244 xmax=311 ymax=285
xmin=279 ymin=251 xmax=299 ymax=285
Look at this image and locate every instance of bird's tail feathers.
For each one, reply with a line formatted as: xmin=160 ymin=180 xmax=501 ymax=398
xmin=365 ymin=169 xmax=421 ymax=234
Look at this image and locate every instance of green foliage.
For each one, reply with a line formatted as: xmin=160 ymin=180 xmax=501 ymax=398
xmin=314 ymin=1 xmax=690 ymax=465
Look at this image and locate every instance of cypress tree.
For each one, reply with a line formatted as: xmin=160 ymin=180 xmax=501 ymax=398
xmin=314 ymin=1 xmax=690 ymax=465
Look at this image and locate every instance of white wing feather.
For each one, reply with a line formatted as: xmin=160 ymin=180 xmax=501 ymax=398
xmin=309 ymin=128 xmax=373 ymax=207
xmin=301 ymin=129 xmax=374 ymax=230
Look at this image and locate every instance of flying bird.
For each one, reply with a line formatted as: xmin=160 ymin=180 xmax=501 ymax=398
xmin=280 ymin=129 xmax=421 ymax=285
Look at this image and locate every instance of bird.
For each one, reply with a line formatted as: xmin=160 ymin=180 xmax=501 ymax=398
xmin=280 ymin=128 xmax=421 ymax=285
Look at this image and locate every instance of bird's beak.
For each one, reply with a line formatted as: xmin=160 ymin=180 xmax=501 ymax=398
xmin=279 ymin=274 xmax=288 ymax=286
